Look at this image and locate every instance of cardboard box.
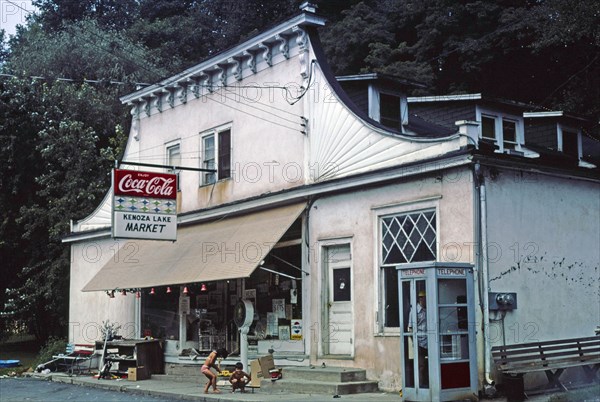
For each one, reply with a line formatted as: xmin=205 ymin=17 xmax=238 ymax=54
xmin=258 ymin=355 xmax=275 ymax=372
xmin=250 ymin=359 xmax=262 ymax=387
xmin=127 ymin=366 xmax=149 ymax=381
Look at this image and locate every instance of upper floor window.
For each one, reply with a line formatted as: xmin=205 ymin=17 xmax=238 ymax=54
xmin=166 ymin=143 xmax=181 ymax=190
xmin=167 ymin=143 xmax=181 ymax=167
xmin=201 ymin=126 xmax=231 ymax=185
xmin=478 ymin=108 xmax=524 ymax=152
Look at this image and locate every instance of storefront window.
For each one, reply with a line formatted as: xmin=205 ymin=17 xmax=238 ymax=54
xmin=142 ymin=286 xmax=181 ymax=340
xmin=245 ymin=245 xmax=302 ymax=346
xmin=140 ymin=221 xmax=304 ymax=355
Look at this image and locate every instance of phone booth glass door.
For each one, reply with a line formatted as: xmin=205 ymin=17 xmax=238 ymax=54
xmin=398 ymin=263 xmax=477 ymax=402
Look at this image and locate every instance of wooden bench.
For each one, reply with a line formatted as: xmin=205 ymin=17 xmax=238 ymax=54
xmin=492 ymin=336 xmax=600 ymax=397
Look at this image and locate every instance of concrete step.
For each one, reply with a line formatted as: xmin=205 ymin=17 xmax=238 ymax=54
xmin=281 ymin=366 xmax=367 ymax=382
xmin=165 ymin=364 xmax=199 ymax=377
xmin=160 ymin=364 xmax=380 ymax=395
xmin=259 ymin=378 xmax=380 ymax=395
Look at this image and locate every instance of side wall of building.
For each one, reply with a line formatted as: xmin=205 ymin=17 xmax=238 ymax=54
xmin=485 ymin=169 xmax=600 ymax=345
xmin=69 ymin=239 xmax=137 ymax=345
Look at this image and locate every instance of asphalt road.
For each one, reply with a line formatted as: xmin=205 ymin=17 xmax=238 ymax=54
xmin=0 ymin=377 xmax=173 ymax=401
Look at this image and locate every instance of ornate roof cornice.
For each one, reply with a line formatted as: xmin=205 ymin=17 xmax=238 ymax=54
xmin=120 ymin=11 xmax=325 ymax=113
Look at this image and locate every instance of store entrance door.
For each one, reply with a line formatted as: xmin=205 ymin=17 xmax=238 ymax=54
xmin=323 ymin=244 xmax=353 ymax=356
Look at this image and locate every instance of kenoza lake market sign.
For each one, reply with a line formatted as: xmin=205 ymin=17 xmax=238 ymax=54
xmin=112 ymin=169 xmax=177 ymax=241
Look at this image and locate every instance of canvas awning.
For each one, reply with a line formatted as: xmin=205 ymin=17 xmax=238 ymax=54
xmin=82 ymin=203 xmax=306 ymax=291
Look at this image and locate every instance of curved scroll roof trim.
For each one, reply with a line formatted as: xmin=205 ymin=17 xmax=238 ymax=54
xmin=305 ymin=28 xmax=462 ymax=182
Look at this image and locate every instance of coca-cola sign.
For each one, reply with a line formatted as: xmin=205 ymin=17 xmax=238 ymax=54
xmin=114 ymin=169 xmax=177 ymax=200
xmin=112 ymin=169 xmax=177 ymax=241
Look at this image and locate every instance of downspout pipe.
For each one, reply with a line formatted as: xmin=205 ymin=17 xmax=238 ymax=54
xmin=475 ymin=163 xmax=495 ymax=388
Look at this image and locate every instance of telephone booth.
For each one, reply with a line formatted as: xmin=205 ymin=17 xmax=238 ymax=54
xmin=398 ymin=262 xmax=478 ymax=401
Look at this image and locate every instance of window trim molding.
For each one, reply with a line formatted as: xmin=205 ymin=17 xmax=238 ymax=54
xmin=476 ymin=107 xmax=524 ymax=153
xmin=373 ymin=198 xmax=440 ymax=335
xmin=199 ymin=123 xmax=233 ymax=186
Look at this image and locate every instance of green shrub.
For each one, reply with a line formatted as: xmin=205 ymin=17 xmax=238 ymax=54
xmin=35 ymin=337 xmax=67 ymax=367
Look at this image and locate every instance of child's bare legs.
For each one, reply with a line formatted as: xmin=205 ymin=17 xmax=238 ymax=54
xmin=211 ymin=374 xmax=221 ymax=393
xmin=203 ymin=371 xmax=220 ymax=393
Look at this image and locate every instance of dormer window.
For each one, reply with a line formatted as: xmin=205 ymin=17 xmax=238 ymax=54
xmin=380 ymin=93 xmax=401 ymax=130
xmin=477 ymin=108 xmax=524 ymax=152
xmin=372 ymin=90 xmax=408 ymax=131
xmin=481 ymin=116 xmax=496 ymax=141
xmin=557 ymin=124 xmax=581 ymax=159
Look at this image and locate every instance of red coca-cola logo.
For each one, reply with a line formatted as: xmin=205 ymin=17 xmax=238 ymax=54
xmin=114 ymin=169 xmax=177 ymax=199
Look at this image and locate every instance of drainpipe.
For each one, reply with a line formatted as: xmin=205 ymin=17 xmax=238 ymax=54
xmin=475 ymin=163 xmax=495 ymax=390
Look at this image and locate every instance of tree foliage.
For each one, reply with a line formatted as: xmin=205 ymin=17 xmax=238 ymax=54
xmin=0 ymin=19 xmax=161 ymax=340
xmin=321 ymin=0 xmax=600 ymax=116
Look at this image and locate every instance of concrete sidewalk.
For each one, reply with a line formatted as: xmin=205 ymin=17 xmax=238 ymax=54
xmin=32 ymin=372 xmax=403 ymax=402
xmin=29 ymin=372 xmax=574 ymax=402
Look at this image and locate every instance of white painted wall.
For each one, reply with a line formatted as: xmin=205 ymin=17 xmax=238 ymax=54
xmin=125 ymin=60 xmax=306 ymax=213
xmin=69 ymin=239 xmax=137 ymax=345
xmin=307 ymin=166 xmax=475 ymax=391
xmin=485 ymin=169 xmax=600 ymax=345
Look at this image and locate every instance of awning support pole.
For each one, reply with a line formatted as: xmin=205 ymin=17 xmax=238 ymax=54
xmin=240 ymin=326 xmax=249 ymax=373
xmin=270 ymin=254 xmax=310 ymax=276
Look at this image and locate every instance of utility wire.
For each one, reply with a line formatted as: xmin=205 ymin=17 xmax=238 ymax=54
xmin=0 ymin=73 xmax=150 ymax=87
xmin=222 ymin=86 xmax=301 ymax=118
xmin=1 ymin=0 xmax=304 ymax=125
xmin=2 ymin=0 xmax=307 ymax=134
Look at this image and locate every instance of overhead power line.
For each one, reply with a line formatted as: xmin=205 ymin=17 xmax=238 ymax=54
xmin=0 ymin=73 xmax=151 ymax=87
xmin=1 ymin=0 xmax=308 ymax=137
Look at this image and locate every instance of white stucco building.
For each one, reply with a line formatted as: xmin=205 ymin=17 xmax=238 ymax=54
xmin=64 ymin=4 xmax=599 ymax=400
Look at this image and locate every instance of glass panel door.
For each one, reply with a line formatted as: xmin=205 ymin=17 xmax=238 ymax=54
xmin=401 ymin=280 xmax=414 ymax=388
xmin=401 ymin=279 xmax=429 ymax=390
xmin=438 ymin=278 xmax=470 ymax=389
